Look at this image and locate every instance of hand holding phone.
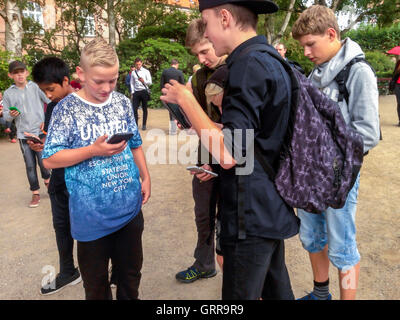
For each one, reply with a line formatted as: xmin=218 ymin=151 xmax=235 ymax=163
xmin=24 ymin=134 xmax=43 ymax=144
xmin=186 ymin=166 xmax=218 ymax=177
xmin=9 ymin=106 xmax=21 ymax=113
xmin=107 ymin=132 xmax=134 ymax=144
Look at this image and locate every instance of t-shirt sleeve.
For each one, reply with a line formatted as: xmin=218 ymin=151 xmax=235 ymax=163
xmin=42 ymin=101 xmax=74 ymax=159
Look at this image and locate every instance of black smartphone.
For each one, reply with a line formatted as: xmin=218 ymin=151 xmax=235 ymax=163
xmin=107 ymin=132 xmax=134 ymax=144
xmin=161 ymin=101 xmax=192 ymax=129
xmin=25 ymin=135 xmax=43 ymax=144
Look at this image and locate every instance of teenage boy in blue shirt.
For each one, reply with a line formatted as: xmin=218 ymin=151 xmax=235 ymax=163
xmin=42 ymin=38 xmax=151 ymax=300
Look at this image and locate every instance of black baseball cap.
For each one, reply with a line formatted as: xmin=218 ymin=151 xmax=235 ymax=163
xmin=9 ymin=61 xmax=27 ymax=73
xmin=199 ymin=0 xmax=278 ymax=14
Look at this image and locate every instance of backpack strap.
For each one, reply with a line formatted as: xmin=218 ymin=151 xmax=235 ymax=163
xmin=335 ymin=57 xmax=376 ymax=104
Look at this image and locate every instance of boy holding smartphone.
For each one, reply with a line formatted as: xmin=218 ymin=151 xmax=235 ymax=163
xmin=2 ymin=60 xmax=51 ymax=207
xmin=42 ymin=38 xmax=151 ymax=300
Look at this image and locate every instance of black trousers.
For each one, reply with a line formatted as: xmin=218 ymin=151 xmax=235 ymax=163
xmin=132 ymin=90 xmax=149 ymax=127
xmin=77 ymin=211 xmax=144 ymax=300
xmin=49 ymin=188 xmax=75 ymax=276
xmin=192 ymin=176 xmax=216 ymax=272
xmin=395 ymin=83 xmax=400 ymax=123
xmin=221 ymin=237 xmax=294 ymax=300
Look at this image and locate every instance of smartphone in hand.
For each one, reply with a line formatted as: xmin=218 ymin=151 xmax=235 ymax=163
xmin=186 ymin=166 xmax=218 ymax=177
xmin=107 ymin=132 xmax=133 ymax=144
xmin=9 ymin=106 xmax=21 ymax=113
xmin=25 ymin=134 xmax=43 ymax=144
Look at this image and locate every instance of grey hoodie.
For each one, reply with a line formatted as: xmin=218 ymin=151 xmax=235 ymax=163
xmin=309 ymin=38 xmax=380 ymax=153
xmin=2 ymin=81 xmax=50 ymax=139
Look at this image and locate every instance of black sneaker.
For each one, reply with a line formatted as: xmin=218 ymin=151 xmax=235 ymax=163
xmin=40 ymin=268 xmax=82 ymax=296
xmin=175 ymin=266 xmax=217 ymax=283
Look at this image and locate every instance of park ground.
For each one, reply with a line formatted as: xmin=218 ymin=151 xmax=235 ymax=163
xmin=0 ymin=95 xmax=399 ymax=300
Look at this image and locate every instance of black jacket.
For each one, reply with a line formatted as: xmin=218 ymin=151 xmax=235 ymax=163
xmin=219 ymin=35 xmax=300 ymax=243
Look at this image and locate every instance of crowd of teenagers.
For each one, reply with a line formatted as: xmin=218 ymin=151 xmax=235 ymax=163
xmin=1 ymin=0 xmax=383 ymax=300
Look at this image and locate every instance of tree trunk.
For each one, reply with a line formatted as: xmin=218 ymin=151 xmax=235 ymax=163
xmin=272 ymin=0 xmax=296 ymax=46
xmin=4 ymin=0 xmax=23 ymax=57
xmin=107 ymin=0 xmax=116 ymax=48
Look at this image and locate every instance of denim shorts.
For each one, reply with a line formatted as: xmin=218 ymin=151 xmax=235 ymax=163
xmin=297 ymin=174 xmax=361 ymax=271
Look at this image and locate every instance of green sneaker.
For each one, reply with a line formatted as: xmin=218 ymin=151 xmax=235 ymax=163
xmin=175 ymin=266 xmax=217 ymax=283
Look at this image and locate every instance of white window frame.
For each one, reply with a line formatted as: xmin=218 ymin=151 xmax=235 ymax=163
xmin=80 ymin=10 xmax=96 ymax=37
xmin=22 ymin=2 xmax=44 ymax=33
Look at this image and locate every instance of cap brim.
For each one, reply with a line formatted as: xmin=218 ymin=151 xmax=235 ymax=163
xmin=10 ymin=67 xmax=26 ymax=73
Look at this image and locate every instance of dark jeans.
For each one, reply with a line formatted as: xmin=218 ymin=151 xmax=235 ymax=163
xmin=132 ymin=90 xmax=149 ymax=127
xmin=49 ymin=188 xmax=75 ymax=276
xmin=77 ymin=211 xmax=144 ymax=300
xmin=221 ymin=237 xmax=294 ymax=300
xmin=395 ymin=83 xmax=400 ymax=123
xmin=18 ymin=139 xmax=51 ymax=191
xmin=192 ymin=176 xmax=216 ymax=272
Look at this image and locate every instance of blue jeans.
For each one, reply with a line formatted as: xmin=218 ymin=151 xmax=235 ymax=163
xmin=298 ymin=174 xmax=361 ymax=271
xmin=18 ymin=139 xmax=51 ymax=191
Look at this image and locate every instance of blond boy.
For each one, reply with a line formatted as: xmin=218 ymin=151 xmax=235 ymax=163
xmin=292 ymin=5 xmax=380 ymax=300
xmin=42 ymin=38 xmax=151 ymax=300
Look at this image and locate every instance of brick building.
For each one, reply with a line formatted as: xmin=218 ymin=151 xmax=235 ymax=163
xmin=0 ymin=0 xmax=198 ymax=51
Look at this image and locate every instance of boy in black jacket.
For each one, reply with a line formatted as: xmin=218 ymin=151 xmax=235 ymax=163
xmin=161 ymin=0 xmax=299 ymax=300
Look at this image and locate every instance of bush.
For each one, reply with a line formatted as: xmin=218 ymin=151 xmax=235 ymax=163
xmin=0 ymin=50 xmax=14 ymax=93
xmin=365 ymin=51 xmax=395 ymax=78
xmin=345 ymin=24 xmax=400 ymax=52
xmin=117 ymin=37 xmax=197 ymax=108
xmin=282 ymin=37 xmax=314 ymax=76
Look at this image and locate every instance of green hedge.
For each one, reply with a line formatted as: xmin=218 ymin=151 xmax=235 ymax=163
xmin=345 ymin=24 xmax=400 ymax=52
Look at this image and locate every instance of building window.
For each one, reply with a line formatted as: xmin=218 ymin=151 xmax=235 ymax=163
xmin=80 ymin=11 xmax=96 ymax=37
xmin=23 ymin=2 xmax=44 ymax=32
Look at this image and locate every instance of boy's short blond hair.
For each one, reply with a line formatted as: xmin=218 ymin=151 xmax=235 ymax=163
xmin=185 ymin=18 xmax=208 ymax=48
xmin=292 ymin=5 xmax=340 ymax=40
xmin=80 ymin=38 xmax=119 ymax=69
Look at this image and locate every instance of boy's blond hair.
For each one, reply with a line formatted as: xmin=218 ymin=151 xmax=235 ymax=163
xmin=292 ymin=5 xmax=340 ymax=40
xmin=80 ymin=38 xmax=119 ymax=69
xmin=185 ymin=18 xmax=208 ymax=48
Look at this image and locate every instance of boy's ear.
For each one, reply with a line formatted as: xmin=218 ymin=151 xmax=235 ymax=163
xmin=76 ymin=66 xmax=85 ymax=82
xmin=62 ymin=76 xmax=69 ymax=86
xmin=327 ymin=28 xmax=338 ymax=41
xmin=7 ymin=73 xmax=13 ymax=79
xmin=219 ymin=8 xmax=231 ymax=29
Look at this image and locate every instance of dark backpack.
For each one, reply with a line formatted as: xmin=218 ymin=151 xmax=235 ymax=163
xmin=242 ymin=44 xmax=364 ymax=214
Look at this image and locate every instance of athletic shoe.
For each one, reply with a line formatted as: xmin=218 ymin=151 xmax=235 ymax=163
xmin=297 ymin=292 xmax=332 ymax=300
xmin=40 ymin=268 xmax=82 ymax=296
xmin=10 ymin=138 xmax=17 ymax=143
xmin=29 ymin=194 xmax=40 ymax=208
xmin=4 ymin=128 xmax=11 ymax=134
xmin=175 ymin=266 xmax=217 ymax=283
xmin=142 ymin=125 xmax=146 ymax=131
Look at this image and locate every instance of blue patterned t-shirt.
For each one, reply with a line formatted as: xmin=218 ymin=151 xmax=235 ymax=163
xmin=42 ymin=92 xmax=142 ymax=242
